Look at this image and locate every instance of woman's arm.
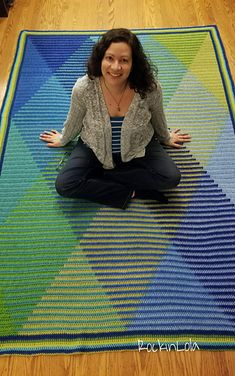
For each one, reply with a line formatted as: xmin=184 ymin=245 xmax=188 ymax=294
xmin=40 ymin=77 xmax=87 ymax=147
xmin=149 ymin=82 xmax=191 ymax=148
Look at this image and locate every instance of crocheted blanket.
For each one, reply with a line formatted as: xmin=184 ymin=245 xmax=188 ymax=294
xmin=0 ymin=26 xmax=235 ymax=355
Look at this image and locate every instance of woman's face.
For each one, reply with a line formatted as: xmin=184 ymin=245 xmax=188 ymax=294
xmin=101 ymin=42 xmax=132 ymax=87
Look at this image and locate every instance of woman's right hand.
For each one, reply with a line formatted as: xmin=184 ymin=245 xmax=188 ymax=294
xmin=39 ymin=130 xmax=63 ymax=147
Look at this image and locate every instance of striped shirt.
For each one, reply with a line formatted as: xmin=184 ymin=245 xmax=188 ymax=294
xmin=110 ymin=116 xmax=124 ymax=154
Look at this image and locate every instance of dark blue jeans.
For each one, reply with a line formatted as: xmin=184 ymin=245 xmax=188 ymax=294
xmin=55 ymin=138 xmax=181 ymax=209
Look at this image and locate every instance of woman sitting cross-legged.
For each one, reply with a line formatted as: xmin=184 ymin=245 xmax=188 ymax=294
xmin=40 ymin=28 xmax=191 ymax=209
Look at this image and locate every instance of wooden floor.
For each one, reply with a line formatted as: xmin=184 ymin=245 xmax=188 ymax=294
xmin=0 ymin=0 xmax=235 ymax=374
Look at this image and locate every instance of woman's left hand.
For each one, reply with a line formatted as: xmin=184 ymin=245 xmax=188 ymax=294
xmin=165 ymin=128 xmax=191 ymax=148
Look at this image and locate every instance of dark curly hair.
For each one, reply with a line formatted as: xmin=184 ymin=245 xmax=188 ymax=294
xmin=86 ymin=28 xmax=158 ymax=98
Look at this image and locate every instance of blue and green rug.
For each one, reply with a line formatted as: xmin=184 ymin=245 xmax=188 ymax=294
xmin=0 ymin=26 xmax=235 ymax=355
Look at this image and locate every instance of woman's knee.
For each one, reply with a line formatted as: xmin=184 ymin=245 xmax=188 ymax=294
xmin=55 ymin=150 xmax=97 ymax=198
xmin=166 ymin=167 xmax=181 ymax=188
xmin=56 ymin=174 xmax=90 ymax=198
xmin=55 ymin=173 xmax=70 ymax=197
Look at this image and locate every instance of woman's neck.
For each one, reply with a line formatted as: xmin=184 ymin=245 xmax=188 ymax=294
xmin=99 ymin=76 xmax=135 ymax=117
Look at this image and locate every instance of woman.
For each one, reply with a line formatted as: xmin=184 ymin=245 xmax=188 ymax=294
xmin=40 ymin=28 xmax=191 ymax=209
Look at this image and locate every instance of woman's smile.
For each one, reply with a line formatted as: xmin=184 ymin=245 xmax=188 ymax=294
xmin=101 ymin=42 xmax=132 ymax=88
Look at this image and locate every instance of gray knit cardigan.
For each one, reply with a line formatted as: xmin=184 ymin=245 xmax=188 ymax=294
xmin=60 ymin=75 xmax=170 ymax=169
